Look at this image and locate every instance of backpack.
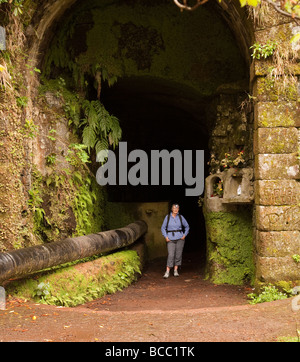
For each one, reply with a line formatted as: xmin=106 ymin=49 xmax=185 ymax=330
xmin=166 ymin=213 xmax=185 ymax=233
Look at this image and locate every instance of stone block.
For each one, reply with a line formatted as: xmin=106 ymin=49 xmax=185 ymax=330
xmin=255 ymin=154 xmax=300 ymax=180
xmin=254 ymin=17 xmax=296 ymax=40
xmin=255 ymin=230 xmax=300 ymax=257
xmin=253 ymin=4 xmax=293 ymax=30
xmin=254 ymin=127 xmax=298 ymax=154
xmin=255 ymin=255 xmax=300 ymax=282
xmin=256 ymin=205 xmax=300 ymax=231
xmin=255 ymin=180 xmax=300 ymax=206
xmin=254 ymin=101 xmax=299 ymax=129
xmin=251 ymin=59 xmax=300 ymax=78
xmin=253 ymin=77 xmax=298 ymax=102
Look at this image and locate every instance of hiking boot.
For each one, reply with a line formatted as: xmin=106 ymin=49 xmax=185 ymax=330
xmin=163 ymin=271 xmax=170 ymax=279
xmin=174 ymin=270 xmax=179 ymax=277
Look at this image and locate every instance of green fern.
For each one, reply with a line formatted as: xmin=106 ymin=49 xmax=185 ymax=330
xmin=82 ymin=125 xmax=97 ymax=152
xmin=95 ymin=138 xmax=109 ymax=156
xmin=80 ymin=100 xmax=122 ymax=154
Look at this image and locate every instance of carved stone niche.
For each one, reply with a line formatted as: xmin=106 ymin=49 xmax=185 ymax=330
xmin=204 ymin=168 xmax=254 ymax=212
xmin=222 ymin=168 xmax=254 ymax=204
xmin=205 ymin=173 xmax=229 ymax=212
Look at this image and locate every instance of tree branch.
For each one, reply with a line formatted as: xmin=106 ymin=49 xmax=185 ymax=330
xmin=174 ymin=0 xmax=300 ymax=22
xmin=264 ymin=0 xmax=300 ymax=21
xmin=173 ymin=0 xmax=210 ymax=11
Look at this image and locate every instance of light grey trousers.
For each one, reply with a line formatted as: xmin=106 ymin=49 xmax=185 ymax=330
xmin=166 ymin=239 xmax=185 ymax=268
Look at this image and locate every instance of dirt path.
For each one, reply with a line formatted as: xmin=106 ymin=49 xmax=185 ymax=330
xmin=84 ymin=254 xmax=250 ymax=312
xmin=0 ymin=254 xmax=299 ymax=342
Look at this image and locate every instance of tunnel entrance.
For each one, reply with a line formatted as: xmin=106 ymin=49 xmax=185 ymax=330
xmin=99 ymin=77 xmax=210 ymax=255
xmin=39 ymin=0 xmax=250 ymax=269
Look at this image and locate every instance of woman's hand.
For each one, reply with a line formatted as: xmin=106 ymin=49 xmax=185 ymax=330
xmin=166 ymin=237 xmax=170 ymax=242
xmin=181 ymin=235 xmax=186 ymax=240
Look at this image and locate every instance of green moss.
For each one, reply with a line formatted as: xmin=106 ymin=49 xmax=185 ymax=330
xmin=33 ymin=79 xmax=108 ymax=241
xmin=256 ymin=76 xmax=298 ymax=102
xmin=257 ymin=77 xmax=279 ymax=101
xmin=0 ymin=93 xmax=41 ymax=251
xmin=105 ymin=201 xmax=138 ymax=230
xmin=254 ymin=280 xmax=300 ymax=294
xmin=275 ymin=281 xmax=293 ymax=293
xmin=204 ymin=207 xmax=254 ymax=285
xmin=31 ymin=166 xmax=107 ymax=242
xmin=6 ymin=250 xmax=142 ymax=307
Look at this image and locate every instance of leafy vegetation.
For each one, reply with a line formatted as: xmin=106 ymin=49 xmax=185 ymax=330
xmin=248 ymin=284 xmax=290 ymax=304
xmin=0 ymin=0 xmax=24 ymax=16
xmin=39 ymin=78 xmax=122 ymax=157
xmin=20 ymin=118 xmax=39 ymax=139
xmin=8 ymin=250 xmax=142 ymax=307
xmin=277 ymin=332 xmax=300 ymax=342
xmin=66 ymin=143 xmax=90 ymax=166
xmin=81 ymin=100 xmax=122 ymax=155
xmin=72 ymin=172 xmax=97 ymax=235
xmin=292 ymin=254 xmax=300 ymax=263
xmin=33 ymin=77 xmax=120 ymax=239
xmin=250 ymin=41 xmax=277 ymax=60
xmin=208 ymin=151 xmax=246 ymax=174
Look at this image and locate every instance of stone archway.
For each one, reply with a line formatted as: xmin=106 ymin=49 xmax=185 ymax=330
xmin=0 ymin=0 xmax=298 ymax=287
xmin=30 ymin=0 xmax=254 ymax=280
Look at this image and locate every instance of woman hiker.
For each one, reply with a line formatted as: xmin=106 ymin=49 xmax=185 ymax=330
xmin=161 ymin=203 xmax=190 ymax=278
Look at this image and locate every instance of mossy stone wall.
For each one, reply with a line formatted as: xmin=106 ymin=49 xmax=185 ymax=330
xmin=252 ymin=6 xmax=300 ymax=287
xmin=204 ymin=206 xmax=254 ymax=285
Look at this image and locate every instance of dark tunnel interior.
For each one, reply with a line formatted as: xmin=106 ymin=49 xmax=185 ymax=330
xmin=98 ymin=77 xmax=211 ymax=254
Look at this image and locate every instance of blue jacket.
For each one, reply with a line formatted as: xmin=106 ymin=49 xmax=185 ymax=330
xmin=161 ymin=213 xmax=190 ymax=241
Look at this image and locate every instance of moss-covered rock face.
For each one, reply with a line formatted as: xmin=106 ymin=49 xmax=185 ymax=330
xmin=6 ymin=250 xmax=142 ymax=307
xmin=204 ymin=207 xmax=254 ymax=285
